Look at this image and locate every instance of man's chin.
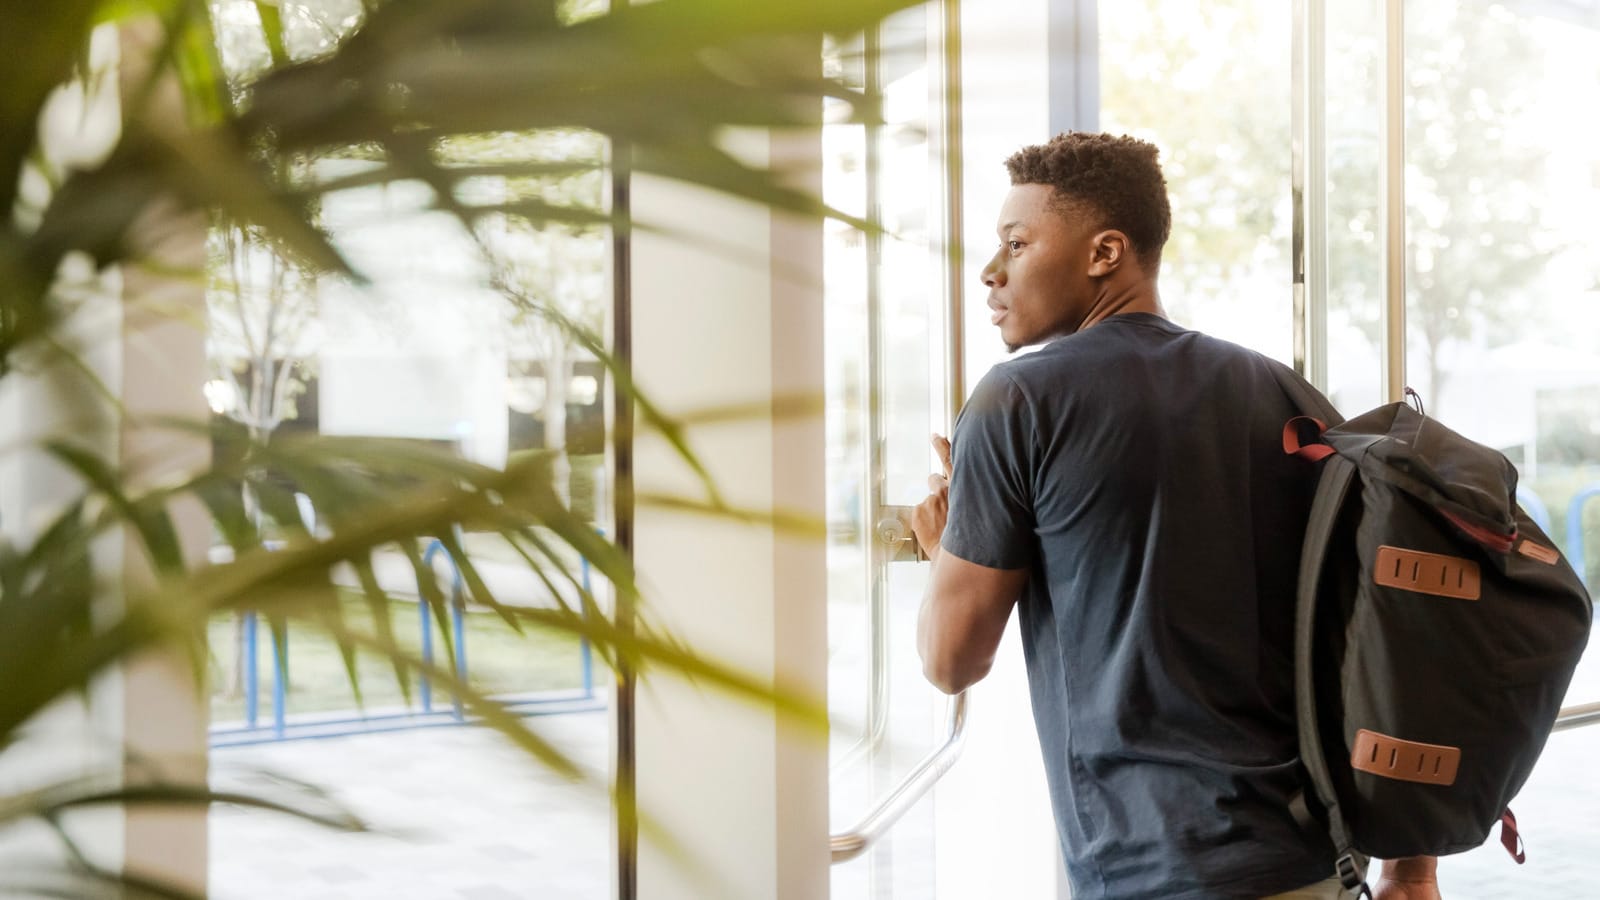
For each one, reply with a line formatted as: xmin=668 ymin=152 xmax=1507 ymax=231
xmin=998 ymin=324 xmax=1021 ymax=354
xmin=1000 ymin=325 xmax=1030 ymax=354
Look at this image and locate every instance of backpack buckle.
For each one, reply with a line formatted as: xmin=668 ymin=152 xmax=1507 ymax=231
xmin=1336 ymin=853 xmax=1371 ymax=898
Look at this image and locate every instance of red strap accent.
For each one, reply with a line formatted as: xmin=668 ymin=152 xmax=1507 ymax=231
xmin=1283 ymin=416 xmax=1335 ymax=461
xmin=1500 ymin=809 xmax=1526 ymax=864
xmin=1440 ymin=509 xmax=1517 ymax=555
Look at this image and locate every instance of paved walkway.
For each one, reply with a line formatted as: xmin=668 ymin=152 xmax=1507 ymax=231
xmin=209 ymin=714 xmax=610 ymax=900
xmin=208 ymin=649 xmax=1600 ymax=900
xmin=209 ymin=712 xmax=1600 ymax=899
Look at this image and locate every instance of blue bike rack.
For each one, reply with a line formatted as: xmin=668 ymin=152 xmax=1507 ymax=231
xmin=420 ymin=538 xmax=470 ymax=721
xmin=272 ymin=626 xmax=287 ymax=739
xmin=237 ymin=610 xmax=287 ymax=738
xmin=1568 ymin=483 xmax=1600 ymax=593
xmin=1517 ymin=486 xmax=1554 ymax=535
xmin=243 ymin=611 xmax=259 ymax=729
xmin=580 ymin=553 xmax=595 ymax=697
xmin=214 ymin=532 xmax=604 ymax=747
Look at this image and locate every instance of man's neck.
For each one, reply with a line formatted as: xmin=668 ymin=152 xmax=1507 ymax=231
xmin=1078 ymin=278 xmax=1165 ymax=331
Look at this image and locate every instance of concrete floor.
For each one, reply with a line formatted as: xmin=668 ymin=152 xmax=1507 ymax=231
xmin=207 ymin=661 xmax=1600 ymax=899
xmin=209 ymin=713 xmax=611 ymax=900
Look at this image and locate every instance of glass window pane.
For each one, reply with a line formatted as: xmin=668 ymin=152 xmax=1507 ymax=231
xmin=1101 ymin=1 xmax=1294 ymax=362
xmin=205 ymin=5 xmax=616 ymax=882
xmin=1324 ymin=0 xmax=1387 ymax=413
xmin=824 ymin=29 xmax=874 ymax=770
xmin=1402 ymin=0 xmax=1600 ymax=706
xmin=825 ymin=8 xmax=950 ymax=898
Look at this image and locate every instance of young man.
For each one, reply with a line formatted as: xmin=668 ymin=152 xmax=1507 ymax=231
xmin=910 ymin=132 xmax=1440 ymax=899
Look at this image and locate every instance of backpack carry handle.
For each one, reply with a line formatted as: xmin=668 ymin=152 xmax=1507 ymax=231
xmin=1284 ymin=416 xmax=1336 ymax=462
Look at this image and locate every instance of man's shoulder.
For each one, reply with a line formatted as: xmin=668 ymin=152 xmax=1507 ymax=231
xmin=995 ymin=317 xmax=1278 ymax=385
xmin=985 ymin=328 xmax=1113 ymax=386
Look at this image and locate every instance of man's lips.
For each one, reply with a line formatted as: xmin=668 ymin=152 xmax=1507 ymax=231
xmin=989 ymin=305 xmax=1007 ymax=326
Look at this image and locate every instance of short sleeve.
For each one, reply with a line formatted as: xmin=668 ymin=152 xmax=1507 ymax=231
xmin=939 ymin=368 xmax=1036 ymax=570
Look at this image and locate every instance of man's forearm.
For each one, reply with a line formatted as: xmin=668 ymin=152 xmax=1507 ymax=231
xmin=1380 ymin=856 xmax=1437 ymax=883
xmin=915 ymin=553 xmax=936 ymax=666
xmin=916 ymin=550 xmax=969 ymax=694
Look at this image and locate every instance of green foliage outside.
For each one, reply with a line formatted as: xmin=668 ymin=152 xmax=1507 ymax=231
xmin=1101 ymin=0 xmax=1599 ymax=600
xmin=1100 ymin=2 xmax=1290 ymax=326
xmin=1103 ymin=0 xmax=1586 ymax=420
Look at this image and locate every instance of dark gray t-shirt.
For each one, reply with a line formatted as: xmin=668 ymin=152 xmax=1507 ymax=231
xmin=940 ymin=313 xmax=1335 ymax=899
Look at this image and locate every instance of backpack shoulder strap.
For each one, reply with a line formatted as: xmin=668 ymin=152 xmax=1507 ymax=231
xmin=1265 ymin=360 xmax=1368 ymax=890
xmin=1267 ymin=359 xmax=1346 ymax=428
xmin=1295 ymin=453 xmax=1369 ymax=892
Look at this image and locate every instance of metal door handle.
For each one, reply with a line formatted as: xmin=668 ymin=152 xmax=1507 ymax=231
xmin=1555 ymin=701 xmax=1600 ymax=732
xmin=874 ymin=505 xmax=927 ymax=562
xmin=830 ymin=691 xmax=968 ymax=863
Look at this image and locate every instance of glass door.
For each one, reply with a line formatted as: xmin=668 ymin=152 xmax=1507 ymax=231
xmin=823 ymin=4 xmax=961 ymax=897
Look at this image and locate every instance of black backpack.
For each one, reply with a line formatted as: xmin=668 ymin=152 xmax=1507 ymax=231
xmin=1270 ymin=365 xmax=1593 ymax=897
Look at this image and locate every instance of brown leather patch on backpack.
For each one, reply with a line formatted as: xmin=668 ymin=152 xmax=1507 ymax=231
xmin=1351 ymin=729 xmax=1460 ymax=786
xmin=1373 ymin=546 xmax=1480 ymax=601
xmin=1516 ymin=540 xmax=1560 ymax=566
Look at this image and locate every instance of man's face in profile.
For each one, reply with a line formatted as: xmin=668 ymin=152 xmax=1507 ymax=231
xmin=980 ymin=184 xmax=1099 ymax=352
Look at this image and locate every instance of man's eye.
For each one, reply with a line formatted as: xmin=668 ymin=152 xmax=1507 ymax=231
xmin=1007 ymin=241 xmax=1023 ymax=252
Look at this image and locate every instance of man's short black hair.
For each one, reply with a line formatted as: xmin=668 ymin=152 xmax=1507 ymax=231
xmin=1004 ymin=132 xmax=1172 ymax=273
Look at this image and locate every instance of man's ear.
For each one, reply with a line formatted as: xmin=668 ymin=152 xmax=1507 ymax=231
xmin=1087 ymin=230 xmax=1130 ymax=277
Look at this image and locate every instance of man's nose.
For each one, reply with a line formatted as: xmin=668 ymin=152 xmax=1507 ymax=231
xmin=981 ymin=253 xmax=1004 ymax=288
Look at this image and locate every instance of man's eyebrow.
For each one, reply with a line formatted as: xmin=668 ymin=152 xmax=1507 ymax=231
xmin=998 ymin=220 xmax=1025 ymax=234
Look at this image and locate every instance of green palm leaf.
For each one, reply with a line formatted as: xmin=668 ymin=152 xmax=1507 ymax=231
xmin=1 ymin=0 xmax=917 ymax=889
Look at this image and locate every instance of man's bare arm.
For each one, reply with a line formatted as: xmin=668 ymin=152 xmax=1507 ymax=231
xmin=916 ymin=547 xmax=1026 ymax=693
xmin=911 ymin=434 xmax=1028 ymax=695
xmin=1373 ymin=856 xmax=1441 ymax=900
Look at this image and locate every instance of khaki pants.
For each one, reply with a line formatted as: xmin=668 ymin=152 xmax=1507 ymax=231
xmin=1262 ymin=876 xmax=1348 ymax=900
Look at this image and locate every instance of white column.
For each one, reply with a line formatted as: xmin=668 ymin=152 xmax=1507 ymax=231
xmin=0 ymin=17 xmax=208 ymax=891
xmin=116 ymin=219 xmax=210 ymax=891
xmin=117 ymin=19 xmax=211 ymax=884
xmin=630 ymin=129 xmax=829 ymax=899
